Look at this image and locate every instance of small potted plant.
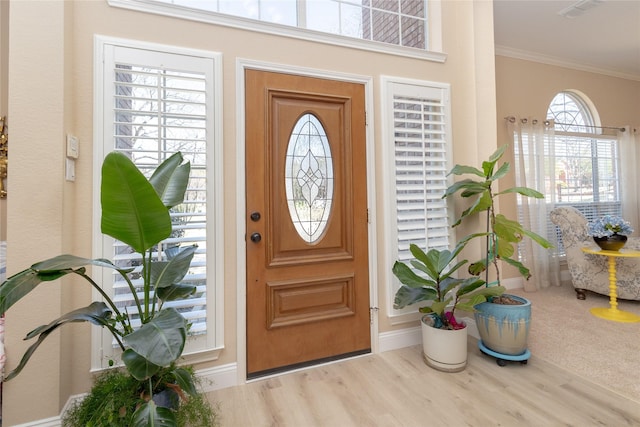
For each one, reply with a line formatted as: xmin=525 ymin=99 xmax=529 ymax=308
xmin=587 ymin=215 xmax=634 ymax=251
xmin=392 ymin=242 xmax=505 ymax=372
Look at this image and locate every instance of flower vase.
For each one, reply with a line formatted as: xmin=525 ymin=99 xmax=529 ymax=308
xmin=593 ymin=234 xmax=627 ymax=251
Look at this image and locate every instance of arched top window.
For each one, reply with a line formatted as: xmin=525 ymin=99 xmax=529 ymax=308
xmin=541 ymin=90 xmax=621 ymax=255
xmin=546 ymin=91 xmax=597 ymax=133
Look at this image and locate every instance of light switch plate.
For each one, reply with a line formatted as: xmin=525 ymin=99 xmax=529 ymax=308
xmin=66 ymin=134 xmax=79 ymax=159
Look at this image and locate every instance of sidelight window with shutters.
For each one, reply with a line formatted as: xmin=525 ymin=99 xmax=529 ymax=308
xmin=93 ymin=36 xmax=224 ymax=369
xmin=381 ymin=77 xmax=454 ymax=317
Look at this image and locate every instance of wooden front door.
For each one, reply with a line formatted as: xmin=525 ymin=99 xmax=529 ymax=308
xmin=245 ymin=69 xmax=370 ymax=378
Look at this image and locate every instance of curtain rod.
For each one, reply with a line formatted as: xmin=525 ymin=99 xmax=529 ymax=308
xmin=504 ymin=116 xmax=626 ymax=132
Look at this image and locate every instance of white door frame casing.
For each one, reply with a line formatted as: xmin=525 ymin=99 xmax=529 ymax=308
xmin=235 ymin=59 xmax=378 ymax=384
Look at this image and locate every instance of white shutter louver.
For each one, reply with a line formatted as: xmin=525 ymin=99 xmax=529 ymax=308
xmin=383 ymin=79 xmax=453 ymax=318
xmin=111 ymin=61 xmax=209 ymax=338
xmin=391 ymin=84 xmax=451 ymax=263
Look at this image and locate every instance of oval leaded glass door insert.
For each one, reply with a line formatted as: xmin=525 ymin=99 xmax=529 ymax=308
xmin=285 ymin=113 xmax=334 ymax=243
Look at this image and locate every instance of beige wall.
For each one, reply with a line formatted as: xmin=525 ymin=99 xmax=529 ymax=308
xmin=495 ymin=55 xmax=640 ymax=279
xmin=2 ymin=0 xmax=497 ymax=423
xmin=0 ymin=0 xmax=8 ymax=240
xmin=496 ymin=55 xmax=640 ymax=127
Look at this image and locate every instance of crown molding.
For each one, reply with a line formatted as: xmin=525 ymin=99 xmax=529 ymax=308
xmin=495 ymin=45 xmax=640 ymax=82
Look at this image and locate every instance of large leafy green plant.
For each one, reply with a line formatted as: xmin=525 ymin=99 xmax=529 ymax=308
xmin=392 ymin=242 xmax=505 ymax=329
xmin=442 ymin=144 xmax=553 ymax=285
xmin=0 ymin=151 xmax=203 ymax=425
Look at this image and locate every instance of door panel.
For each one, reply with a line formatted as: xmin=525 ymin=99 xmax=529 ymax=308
xmin=245 ymin=69 xmax=370 ymax=378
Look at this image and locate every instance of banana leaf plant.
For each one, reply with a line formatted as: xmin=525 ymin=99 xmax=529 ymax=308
xmin=442 ymin=144 xmax=553 ymax=286
xmin=392 ymin=242 xmax=505 ymax=329
xmin=0 ymin=151 xmax=199 ymax=425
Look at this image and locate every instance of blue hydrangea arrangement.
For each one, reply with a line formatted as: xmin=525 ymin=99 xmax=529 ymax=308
xmin=587 ymin=215 xmax=634 ymax=237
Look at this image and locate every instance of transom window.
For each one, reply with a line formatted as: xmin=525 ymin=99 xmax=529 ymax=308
xmin=140 ymin=0 xmax=427 ymax=50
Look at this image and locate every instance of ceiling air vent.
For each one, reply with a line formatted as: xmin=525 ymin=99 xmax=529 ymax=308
xmin=558 ymin=0 xmax=605 ymax=19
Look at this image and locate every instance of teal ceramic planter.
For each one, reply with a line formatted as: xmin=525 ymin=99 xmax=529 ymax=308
xmin=474 ymin=294 xmax=531 ymax=356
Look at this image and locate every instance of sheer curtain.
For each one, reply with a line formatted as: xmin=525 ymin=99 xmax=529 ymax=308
xmin=619 ymin=127 xmax=640 ymax=232
xmin=509 ymin=117 xmax=561 ymax=291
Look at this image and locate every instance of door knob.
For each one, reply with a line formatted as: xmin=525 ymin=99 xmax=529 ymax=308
xmin=250 ymin=211 xmax=261 ymax=222
xmin=250 ymin=232 xmax=262 ymax=243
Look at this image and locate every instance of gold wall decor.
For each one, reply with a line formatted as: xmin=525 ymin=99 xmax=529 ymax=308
xmin=0 ymin=116 xmax=7 ymax=198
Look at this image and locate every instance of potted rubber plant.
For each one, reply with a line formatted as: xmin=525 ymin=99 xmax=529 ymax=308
xmin=0 ymin=152 xmax=217 ymax=426
xmin=392 ymin=242 xmax=505 ymax=372
xmin=442 ymin=144 xmax=553 ymax=360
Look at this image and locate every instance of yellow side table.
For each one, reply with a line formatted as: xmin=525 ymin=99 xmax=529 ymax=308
xmin=581 ymin=247 xmax=640 ymax=323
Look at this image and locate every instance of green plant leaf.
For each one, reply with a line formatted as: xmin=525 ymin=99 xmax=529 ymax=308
xmin=0 ymin=255 xmax=128 ymax=314
xmin=497 ymin=238 xmax=515 ymax=259
xmin=157 ymin=284 xmax=197 ymax=302
xmin=494 ymin=214 xmax=525 ymax=243
xmin=150 ymin=245 xmax=198 ymax=289
xmin=503 ymin=257 xmax=532 ymax=280
xmin=101 ymin=151 xmax=172 ymax=255
xmin=131 ymin=400 xmax=177 ymax=427
xmin=468 ymin=259 xmax=487 ymax=276
xmin=442 ymin=178 xmax=486 ymax=198
xmin=430 ymin=297 xmax=452 ymax=316
xmin=409 ymin=243 xmax=429 ymax=265
xmin=438 ymin=259 xmax=467 ymax=282
xmin=122 ymin=349 xmax=162 ymax=381
xmin=173 ymin=367 xmax=198 ymax=398
xmin=497 ymin=186 xmax=545 ymax=199
xmin=0 ymin=269 xmax=59 ymax=314
xmin=452 ymin=192 xmax=492 ymax=227
xmin=456 ymin=285 xmax=505 ymax=312
xmin=482 ymin=159 xmax=496 ymax=178
xmin=392 ymin=261 xmax=435 ymax=288
xmin=460 ymin=184 xmax=489 ymax=198
xmin=521 ymin=228 xmax=554 ymax=249
xmin=456 ymin=277 xmax=487 ymax=297
xmin=124 ymin=308 xmax=187 ymax=368
xmin=447 ymin=164 xmax=485 ymax=178
xmin=149 ymin=152 xmax=191 ymax=209
xmin=3 ymin=302 xmax=113 ymax=381
xmin=393 ymin=285 xmax=438 ymax=309
xmin=490 ymin=161 xmax=510 ymax=181
xmin=31 ymin=254 xmax=122 ymax=272
xmin=488 ymin=144 xmax=508 ymax=162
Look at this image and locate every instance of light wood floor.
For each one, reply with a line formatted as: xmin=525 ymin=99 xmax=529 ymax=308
xmin=206 ymin=339 xmax=640 ymax=427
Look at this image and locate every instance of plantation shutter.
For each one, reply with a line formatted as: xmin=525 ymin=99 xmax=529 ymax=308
xmin=105 ymin=45 xmax=211 ymax=343
xmin=390 ymin=82 xmax=452 ymax=262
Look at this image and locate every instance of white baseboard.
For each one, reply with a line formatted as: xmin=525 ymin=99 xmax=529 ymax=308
xmin=196 ymin=362 xmax=239 ymax=392
xmin=378 ymin=325 xmax=421 ymax=352
xmin=12 ymin=417 xmax=62 ymax=427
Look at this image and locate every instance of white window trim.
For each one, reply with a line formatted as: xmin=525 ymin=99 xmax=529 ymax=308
xmin=107 ymin=0 xmax=446 ymax=63
xmin=92 ymin=35 xmax=225 ymax=371
xmin=380 ymin=75 xmax=454 ymax=323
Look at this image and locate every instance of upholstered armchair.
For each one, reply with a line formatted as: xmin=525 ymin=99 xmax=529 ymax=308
xmin=550 ymin=206 xmax=640 ymax=301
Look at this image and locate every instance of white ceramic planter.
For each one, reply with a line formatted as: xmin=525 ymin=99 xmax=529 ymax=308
xmin=421 ymin=315 xmax=468 ymax=373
